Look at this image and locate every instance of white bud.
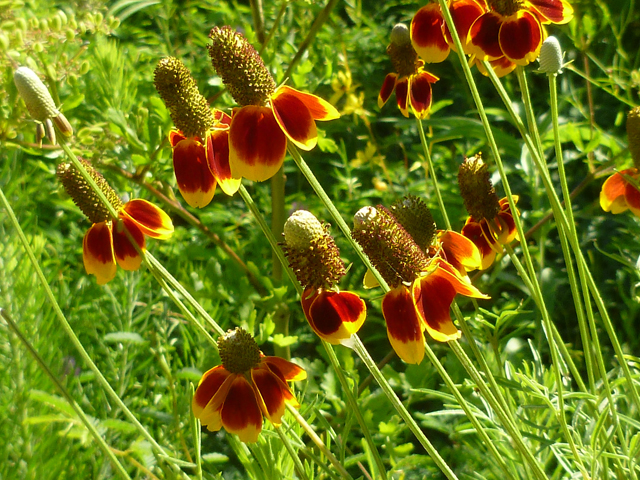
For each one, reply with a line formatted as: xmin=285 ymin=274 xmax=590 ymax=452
xmin=390 ymin=23 xmax=410 ymax=46
xmin=284 ymin=210 xmax=325 ymax=250
xmin=354 ymin=206 xmax=378 ymax=228
xmin=538 ymin=36 xmax=563 ymax=75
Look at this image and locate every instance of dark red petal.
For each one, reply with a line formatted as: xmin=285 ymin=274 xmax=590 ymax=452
xmin=172 ymin=137 xmax=216 ymax=208
xmin=625 ymin=181 xmax=640 ymax=217
xmin=409 ymin=72 xmax=433 ymax=119
xmin=207 ymin=129 xmax=241 ymax=196
xmin=251 ymin=368 xmax=290 ymax=425
xmin=378 ymin=73 xmax=398 ymax=109
xmin=273 ymin=85 xmax=339 ymax=121
xmin=525 ymin=0 xmax=573 ymax=24
xmin=413 ymin=271 xmax=461 ymax=342
xmin=381 ymin=285 xmax=425 ymax=364
xmin=228 ymin=105 xmax=287 ymax=182
xmin=439 ymin=229 xmax=482 ymax=273
xmin=305 ymin=290 xmax=366 ymax=344
xmin=213 ymin=109 xmax=232 ymax=126
xmin=262 ymin=357 xmax=307 ymax=382
xmin=192 ymin=366 xmax=230 ymax=414
xmin=469 ymin=12 xmax=504 ymax=60
xmin=445 ymin=0 xmax=487 ymax=54
xmin=220 ymin=376 xmax=263 ymax=443
xmin=169 ymin=130 xmax=186 ymax=147
xmin=112 ymin=216 xmax=144 ymax=271
xmin=499 ymin=11 xmax=543 ymax=65
xmin=462 ymin=220 xmax=497 ymax=270
xmin=410 ymin=3 xmax=450 ymax=63
xmin=271 ymin=89 xmax=318 ymax=151
xmin=395 ymin=77 xmax=410 ymax=118
xmin=121 ymin=199 xmax=173 ymax=239
xmin=476 ymin=55 xmax=517 ymax=77
xmin=83 ymin=222 xmax=117 ymax=285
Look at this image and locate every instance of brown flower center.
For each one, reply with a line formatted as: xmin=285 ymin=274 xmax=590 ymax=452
xmin=218 ymin=328 xmax=262 ymax=374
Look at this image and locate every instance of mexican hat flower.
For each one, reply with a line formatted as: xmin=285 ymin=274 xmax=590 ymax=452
xmin=57 ymin=160 xmax=174 ymax=285
xmin=379 ymin=23 xmax=439 ymax=119
xmin=13 ymin=66 xmax=73 ymax=146
xmin=352 ymin=204 xmax=487 ymax=364
xmin=282 ymin=210 xmax=366 ymax=345
xmin=468 ymin=0 xmax=573 ymax=68
xmin=458 ymin=155 xmax=519 ymax=269
xmin=154 ymin=56 xmax=240 ymax=209
xmin=192 ymin=328 xmax=306 ymax=443
xmin=410 ymin=0 xmax=486 ymax=63
xmin=600 ymin=107 xmax=640 ymax=217
xmin=207 ymin=26 xmax=339 ymax=183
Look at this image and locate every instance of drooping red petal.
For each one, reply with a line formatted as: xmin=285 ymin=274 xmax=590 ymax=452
xmin=83 ymin=221 xmax=117 ymax=285
xmin=411 ymin=3 xmax=450 ymax=63
xmin=469 ymin=12 xmax=504 ymax=61
xmin=413 ymin=270 xmax=461 ymax=342
xmin=378 ymin=73 xmax=398 ymax=109
xmin=525 ymin=0 xmax=573 ymax=24
xmin=251 ymin=368 xmax=291 ymax=425
xmin=445 ymin=0 xmax=487 ymax=54
xmin=409 ymin=72 xmax=434 ymax=119
xmin=121 ymin=199 xmax=173 ymax=239
xmin=271 ymin=89 xmax=318 ymax=151
xmin=474 ymin=55 xmax=517 ymax=77
xmin=625 ymin=181 xmax=640 ymax=217
xmin=499 ymin=11 xmax=543 ymax=65
xmin=112 ymin=216 xmax=144 ymax=271
xmin=228 ymin=105 xmax=287 ymax=182
xmin=213 ymin=109 xmax=232 ymax=126
xmin=192 ymin=365 xmax=231 ymax=420
xmin=220 ymin=376 xmax=263 ymax=443
xmin=462 ymin=220 xmax=498 ymax=270
xmin=207 ymin=129 xmax=241 ymax=196
xmin=494 ymin=199 xmax=519 ymax=244
xmin=434 ymin=259 xmax=489 ymax=299
xmin=395 ymin=77 xmax=410 ymax=118
xmin=273 ymin=85 xmax=340 ymax=121
xmin=262 ymin=356 xmax=307 ymax=383
xmin=381 ymin=285 xmax=425 ymax=365
xmin=600 ymin=170 xmax=634 ymax=214
xmin=171 ymin=137 xmax=217 ymax=208
xmin=302 ymin=289 xmax=366 ymax=344
xmin=439 ymin=229 xmax=482 ymax=274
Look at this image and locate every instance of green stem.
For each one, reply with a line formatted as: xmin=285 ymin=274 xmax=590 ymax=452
xmin=275 ymin=424 xmax=309 ymax=480
xmin=271 ymin=166 xmax=290 ymax=360
xmin=0 ymin=308 xmax=132 ymax=480
xmin=416 ymin=118 xmax=451 ymax=230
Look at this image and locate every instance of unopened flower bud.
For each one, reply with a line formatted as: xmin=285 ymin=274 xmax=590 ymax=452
xmin=218 ymin=328 xmax=261 ymax=374
xmin=390 ymin=23 xmax=410 ymax=46
xmin=283 ymin=210 xmax=346 ymax=290
xmin=389 ymin=195 xmax=436 ymax=252
xmin=627 ymin=107 xmax=640 ymax=168
xmin=538 ymin=36 xmax=563 ymax=75
xmin=458 ymin=154 xmax=500 ymax=221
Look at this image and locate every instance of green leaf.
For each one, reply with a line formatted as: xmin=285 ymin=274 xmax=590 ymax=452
xmin=103 ymin=332 xmax=147 ymax=344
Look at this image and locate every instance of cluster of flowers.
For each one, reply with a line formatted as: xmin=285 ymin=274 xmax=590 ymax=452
xmin=380 ymin=0 xmax=573 ymax=118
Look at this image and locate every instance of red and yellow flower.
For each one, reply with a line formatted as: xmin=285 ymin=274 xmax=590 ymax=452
xmin=154 ymin=57 xmax=240 ymax=209
xmin=468 ymin=0 xmax=573 ymax=68
xmin=353 ymin=205 xmax=487 ymax=364
xmin=208 ymin=26 xmax=339 ymax=182
xmin=600 ymin=169 xmax=640 ymax=217
xmin=57 ymin=160 xmax=174 ymax=285
xmin=283 ymin=210 xmax=366 ymax=345
xmin=193 ymin=328 xmax=306 ymax=443
xmin=379 ymin=23 xmax=439 ymax=119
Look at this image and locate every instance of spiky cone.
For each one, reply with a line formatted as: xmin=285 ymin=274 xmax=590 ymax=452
xmin=192 ymin=328 xmax=306 ymax=443
xmin=154 ymin=57 xmax=240 ymax=208
xmin=13 ymin=66 xmax=73 ymax=146
xmin=352 ymin=206 xmax=487 ymax=364
xmin=208 ymin=26 xmax=339 ymax=182
xmin=57 ymin=160 xmax=173 ymax=284
xmin=378 ymin=23 xmax=439 ymax=119
xmin=282 ymin=210 xmax=366 ymax=345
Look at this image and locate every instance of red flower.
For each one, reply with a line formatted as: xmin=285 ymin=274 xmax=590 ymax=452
xmin=300 ymin=288 xmax=366 ymax=345
xmin=193 ymin=355 xmax=306 ymax=443
xmin=600 ymin=168 xmax=640 ymax=217
xmin=83 ymin=199 xmax=174 ymax=285
xmin=379 ymin=66 xmax=439 ymax=119
xmin=169 ymin=110 xmax=240 ymax=208
xmin=461 ymin=196 xmax=519 ymax=269
xmin=468 ymin=0 xmax=573 ymax=68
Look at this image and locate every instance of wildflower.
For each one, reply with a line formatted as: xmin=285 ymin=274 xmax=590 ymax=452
xmin=13 ymin=65 xmax=73 ymax=146
xmin=468 ymin=0 xmax=573 ymax=68
xmin=57 ymin=160 xmax=174 ymax=285
xmin=282 ymin=210 xmax=366 ymax=345
xmin=410 ymin=0 xmax=486 ymax=63
xmin=192 ymin=328 xmax=306 ymax=443
xmin=458 ymin=155 xmax=519 ymax=269
xmin=600 ymin=107 xmax=640 ymax=217
xmin=154 ymin=56 xmax=240 ymax=209
xmin=208 ymin=26 xmax=339 ymax=182
xmin=379 ymin=23 xmax=439 ymax=119
xmin=352 ymin=205 xmax=487 ymax=364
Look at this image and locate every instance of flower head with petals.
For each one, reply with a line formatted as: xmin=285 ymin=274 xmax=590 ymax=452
xmin=208 ymin=26 xmax=339 ymax=182
xmin=192 ymin=328 xmax=306 ymax=443
xmin=379 ymin=23 xmax=439 ymax=119
xmin=57 ymin=160 xmax=174 ymax=285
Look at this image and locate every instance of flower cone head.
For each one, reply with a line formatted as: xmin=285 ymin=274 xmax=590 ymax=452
xmin=218 ymin=327 xmax=262 ymax=374
xmin=388 ymin=195 xmax=436 ymax=252
xmin=208 ymin=26 xmax=276 ymax=107
xmin=458 ymin=154 xmax=500 ymax=221
xmin=387 ymin=24 xmax=420 ymax=78
xmin=154 ymin=57 xmax=216 ymax=138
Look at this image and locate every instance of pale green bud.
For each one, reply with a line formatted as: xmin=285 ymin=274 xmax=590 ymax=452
xmin=390 ymin=23 xmax=410 ymax=46
xmin=538 ymin=36 xmax=563 ymax=75
xmin=284 ymin=210 xmax=325 ymax=250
